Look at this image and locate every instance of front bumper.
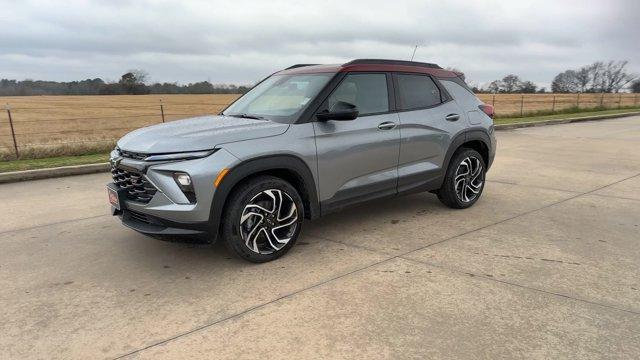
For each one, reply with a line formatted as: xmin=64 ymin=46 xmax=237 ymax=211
xmin=109 ymin=182 xmax=209 ymax=237
xmin=108 ymin=148 xmax=239 ymax=239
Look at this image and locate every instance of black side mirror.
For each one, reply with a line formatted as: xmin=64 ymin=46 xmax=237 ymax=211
xmin=316 ymin=101 xmax=359 ymax=121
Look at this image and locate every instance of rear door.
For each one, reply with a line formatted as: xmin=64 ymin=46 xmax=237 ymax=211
xmin=313 ymin=72 xmax=400 ymax=212
xmin=394 ymin=73 xmax=466 ymax=193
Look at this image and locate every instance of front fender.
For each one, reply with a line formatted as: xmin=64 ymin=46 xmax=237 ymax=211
xmin=207 ymin=155 xmax=319 ymax=242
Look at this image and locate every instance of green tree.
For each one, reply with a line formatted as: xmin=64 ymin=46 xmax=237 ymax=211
xmin=518 ymin=81 xmax=537 ymax=93
xmin=119 ymin=70 xmax=150 ymax=95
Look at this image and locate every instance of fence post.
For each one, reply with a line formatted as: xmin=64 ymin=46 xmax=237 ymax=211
xmin=159 ymin=99 xmax=165 ymax=123
xmin=576 ymin=93 xmax=580 ymax=108
xmin=635 ymin=93 xmax=638 ymax=106
xmin=600 ymin=93 xmax=605 ymax=107
xmin=552 ymin=95 xmax=556 ymax=112
xmin=492 ymin=94 xmax=495 ymax=107
xmin=618 ymin=93 xmax=622 ymax=109
xmin=520 ymin=95 xmax=524 ymax=117
xmin=5 ymin=104 xmax=19 ymax=159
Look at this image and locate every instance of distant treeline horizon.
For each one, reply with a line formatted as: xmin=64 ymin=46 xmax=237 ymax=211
xmin=2 ymin=60 xmax=639 ymax=96
xmin=0 ymin=70 xmax=251 ymax=96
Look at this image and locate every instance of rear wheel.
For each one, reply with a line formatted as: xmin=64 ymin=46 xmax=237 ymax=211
xmin=437 ymin=148 xmax=486 ymax=209
xmin=221 ymin=176 xmax=303 ymax=262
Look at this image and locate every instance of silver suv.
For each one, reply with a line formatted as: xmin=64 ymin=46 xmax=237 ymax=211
xmin=108 ymin=59 xmax=496 ymax=262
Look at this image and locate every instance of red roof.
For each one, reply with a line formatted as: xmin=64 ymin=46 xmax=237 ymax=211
xmin=277 ymin=61 xmax=460 ymax=78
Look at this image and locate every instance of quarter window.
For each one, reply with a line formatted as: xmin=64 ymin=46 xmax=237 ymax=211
xmin=328 ymin=74 xmax=389 ymax=115
xmin=397 ymin=74 xmax=442 ymax=110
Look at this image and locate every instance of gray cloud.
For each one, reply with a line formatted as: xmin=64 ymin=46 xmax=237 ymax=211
xmin=1 ymin=0 xmax=638 ymax=88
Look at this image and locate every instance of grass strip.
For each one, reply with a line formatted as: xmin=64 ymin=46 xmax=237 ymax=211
xmin=494 ymin=107 xmax=640 ymax=125
xmin=0 ymin=153 xmax=109 ymax=173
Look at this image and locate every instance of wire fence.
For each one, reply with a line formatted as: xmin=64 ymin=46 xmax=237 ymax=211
xmin=0 ymin=93 xmax=639 ymax=160
xmin=477 ymin=93 xmax=639 ymax=117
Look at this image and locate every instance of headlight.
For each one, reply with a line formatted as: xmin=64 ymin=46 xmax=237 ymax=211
xmin=110 ymin=147 xmax=121 ymax=159
xmin=144 ymin=149 xmax=216 ymax=162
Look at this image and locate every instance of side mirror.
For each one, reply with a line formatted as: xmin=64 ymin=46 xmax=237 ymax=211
xmin=316 ymin=101 xmax=359 ymax=121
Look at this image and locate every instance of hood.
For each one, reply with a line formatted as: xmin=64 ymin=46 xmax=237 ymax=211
xmin=117 ymin=115 xmax=289 ymax=153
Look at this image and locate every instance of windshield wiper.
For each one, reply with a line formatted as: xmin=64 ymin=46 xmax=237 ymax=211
xmin=227 ymin=113 xmax=265 ymax=120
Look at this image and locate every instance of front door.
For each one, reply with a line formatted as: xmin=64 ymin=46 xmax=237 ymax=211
xmin=313 ymin=72 xmax=400 ymax=213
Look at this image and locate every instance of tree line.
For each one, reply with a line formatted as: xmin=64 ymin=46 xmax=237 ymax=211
xmin=475 ymin=60 xmax=638 ymax=94
xmin=2 ymin=63 xmax=639 ymax=96
xmin=0 ymin=70 xmax=250 ymax=96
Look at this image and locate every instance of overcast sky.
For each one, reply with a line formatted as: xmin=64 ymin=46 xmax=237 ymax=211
xmin=1 ymin=0 xmax=638 ymax=89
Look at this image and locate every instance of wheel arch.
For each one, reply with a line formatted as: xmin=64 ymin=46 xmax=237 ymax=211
xmin=443 ymin=129 xmax=492 ymax=175
xmin=208 ymin=155 xmax=319 ymax=242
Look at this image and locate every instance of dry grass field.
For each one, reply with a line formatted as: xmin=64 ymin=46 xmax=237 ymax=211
xmin=0 ymin=94 xmax=240 ymax=160
xmin=0 ymin=92 xmax=638 ymax=160
xmin=477 ymin=93 xmax=638 ymax=115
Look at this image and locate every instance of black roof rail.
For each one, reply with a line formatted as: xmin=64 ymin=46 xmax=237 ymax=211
xmin=343 ymin=59 xmax=442 ymax=69
xmin=284 ymin=64 xmax=320 ymax=70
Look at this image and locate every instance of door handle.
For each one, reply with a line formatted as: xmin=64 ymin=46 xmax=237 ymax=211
xmin=377 ymin=121 xmax=397 ymax=130
xmin=445 ymin=113 xmax=460 ymax=121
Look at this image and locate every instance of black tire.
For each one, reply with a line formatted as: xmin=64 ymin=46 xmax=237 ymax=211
xmin=221 ymin=175 xmax=304 ymax=263
xmin=437 ymin=148 xmax=486 ymax=209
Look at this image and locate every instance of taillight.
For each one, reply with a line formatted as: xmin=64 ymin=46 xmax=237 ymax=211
xmin=479 ymin=104 xmax=495 ymax=119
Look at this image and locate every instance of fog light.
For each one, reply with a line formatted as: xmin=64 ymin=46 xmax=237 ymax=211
xmin=175 ymin=173 xmax=192 ymax=187
xmin=173 ymin=172 xmax=196 ymax=203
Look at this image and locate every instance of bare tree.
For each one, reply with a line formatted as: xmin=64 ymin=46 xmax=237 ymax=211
xmin=486 ymin=80 xmax=501 ymax=94
xmin=551 ymin=70 xmax=579 ymax=93
xmin=518 ymin=80 xmax=537 ymax=93
xmin=575 ymin=66 xmax=591 ymax=92
xmin=551 ymin=61 xmax=636 ymax=93
xmin=600 ymin=61 xmax=636 ymax=93
xmin=119 ymin=69 xmax=150 ymax=95
xmin=500 ymin=74 xmax=521 ymax=93
xmin=130 ymin=69 xmax=149 ymax=85
xmin=588 ymin=61 xmax=605 ymax=92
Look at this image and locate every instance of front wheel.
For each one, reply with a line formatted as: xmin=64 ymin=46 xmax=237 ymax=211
xmin=437 ymin=148 xmax=486 ymax=209
xmin=221 ymin=176 xmax=303 ymax=262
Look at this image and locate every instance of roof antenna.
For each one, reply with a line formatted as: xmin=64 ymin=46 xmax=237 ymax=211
xmin=410 ymin=45 xmax=418 ymax=61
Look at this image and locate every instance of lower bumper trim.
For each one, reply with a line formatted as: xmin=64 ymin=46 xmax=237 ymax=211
xmin=113 ymin=208 xmax=209 ymax=237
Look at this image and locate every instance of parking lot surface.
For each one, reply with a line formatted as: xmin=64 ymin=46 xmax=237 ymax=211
xmin=1 ymin=117 xmax=640 ymax=359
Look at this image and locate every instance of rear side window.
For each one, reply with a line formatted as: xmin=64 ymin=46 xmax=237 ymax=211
xmin=397 ymin=74 xmax=441 ymax=110
xmin=328 ymin=73 xmax=389 ymax=115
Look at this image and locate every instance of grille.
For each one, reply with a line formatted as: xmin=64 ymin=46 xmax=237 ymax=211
xmin=128 ymin=210 xmax=152 ymax=224
xmin=120 ymin=150 xmax=147 ymax=161
xmin=111 ymin=165 xmax=157 ymax=203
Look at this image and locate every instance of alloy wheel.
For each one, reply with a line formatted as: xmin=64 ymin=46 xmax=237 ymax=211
xmin=239 ymin=189 xmax=299 ymax=254
xmin=454 ymin=156 xmax=484 ymax=203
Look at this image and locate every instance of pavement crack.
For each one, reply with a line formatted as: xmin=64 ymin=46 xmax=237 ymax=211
xmin=473 ymin=252 xmax=581 ymax=265
xmin=111 ymin=256 xmax=398 ymax=359
xmin=403 ymin=172 xmax=640 ymax=255
xmin=0 ymin=214 xmax=109 ymax=236
xmin=588 ymin=193 xmax=640 ymax=203
xmin=399 ymin=256 xmax=640 ymax=317
xmin=486 ymin=180 xmax=582 ymax=194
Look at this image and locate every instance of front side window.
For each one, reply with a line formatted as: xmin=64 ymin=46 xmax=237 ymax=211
xmin=397 ymin=74 xmax=442 ymax=110
xmin=327 ymin=73 xmax=389 ymax=116
xmin=223 ymin=74 xmax=333 ymax=123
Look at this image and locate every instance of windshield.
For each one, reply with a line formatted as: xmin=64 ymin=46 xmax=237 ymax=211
xmin=223 ymin=73 xmax=333 ymax=123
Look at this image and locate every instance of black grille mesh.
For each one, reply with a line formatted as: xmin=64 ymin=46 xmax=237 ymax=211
xmin=111 ymin=165 xmax=157 ymax=203
xmin=120 ymin=150 xmax=147 ymax=161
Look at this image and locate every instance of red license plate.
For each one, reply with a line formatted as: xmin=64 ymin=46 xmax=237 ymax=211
xmin=108 ymin=187 xmax=120 ymax=210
